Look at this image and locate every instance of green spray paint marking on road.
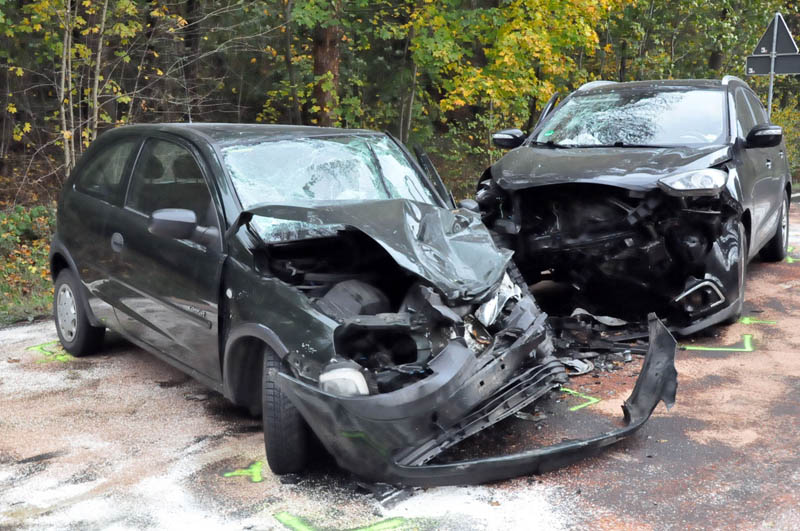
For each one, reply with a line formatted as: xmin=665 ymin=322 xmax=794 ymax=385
xmin=27 ymin=340 xmax=76 ymax=363
xmin=739 ymin=317 xmax=777 ymax=325
xmin=786 ymin=246 xmax=798 ymax=263
xmin=222 ymin=460 xmax=264 ymax=483
xmin=275 ymin=512 xmax=317 ymax=531
xmin=275 ymin=512 xmax=413 ymax=531
xmin=560 ymin=387 xmax=601 ymax=411
xmin=683 ymin=334 xmax=754 ymax=352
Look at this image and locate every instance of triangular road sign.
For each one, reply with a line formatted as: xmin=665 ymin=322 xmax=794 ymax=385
xmin=753 ymin=13 xmax=798 ymax=55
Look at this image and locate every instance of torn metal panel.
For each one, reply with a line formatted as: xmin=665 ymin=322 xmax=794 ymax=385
xmin=278 ymin=314 xmax=676 ymax=487
xmin=240 ymin=199 xmax=513 ymax=304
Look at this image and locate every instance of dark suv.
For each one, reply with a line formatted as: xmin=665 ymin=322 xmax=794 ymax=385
xmin=478 ymin=76 xmax=791 ymax=334
xmin=51 ymin=124 xmax=677 ymax=486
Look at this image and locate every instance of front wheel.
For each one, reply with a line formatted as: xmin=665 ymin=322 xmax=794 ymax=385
xmin=53 ymin=269 xmax=105 ymax=356
xmin=760 ymin=195 xmax=789 ymax=262
xmin=724 ymin=221 xmax=748 ymax=325
xmin=262 ymin=347 xmax=309 ymax=475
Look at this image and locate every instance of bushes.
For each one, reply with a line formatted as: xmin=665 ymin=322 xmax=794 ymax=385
xmin=0 ymin=204 xmax=55 ymax=324
xmin=770 ymin=101 xmax=800 ymax=183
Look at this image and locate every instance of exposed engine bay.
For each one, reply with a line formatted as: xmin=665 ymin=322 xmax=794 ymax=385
xmin=477 ymin=181 xmax=743 ymax=334
xmin=234 ymin=198 xmax=678 ymax=486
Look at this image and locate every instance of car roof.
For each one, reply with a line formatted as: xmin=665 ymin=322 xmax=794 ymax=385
xmin=98 ymin=123 xmax=380 ymax=147
xmin=576 ymin=79 xmax=732 ymax=94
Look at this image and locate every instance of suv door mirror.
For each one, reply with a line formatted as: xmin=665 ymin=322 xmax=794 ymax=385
xmin=492 ymin=129 xmax=526 ymax=149
xmin=148 ymin=208 xmax=197 ymax=240
xmin=458 ymin=199 xmax=479 ymax=212
xmin=745 ymin=124 xmax=782 ymax=149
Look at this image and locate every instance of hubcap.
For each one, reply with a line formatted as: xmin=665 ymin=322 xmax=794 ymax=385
xmin=56 ymin=284 xmax=78 ymax=342
xmin=782 ymin=198 xmax=789 ymax=251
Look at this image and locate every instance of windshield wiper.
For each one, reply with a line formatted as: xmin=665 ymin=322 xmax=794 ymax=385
xmin=530 ymin=140 xmax=570 ymax=149
xmin=569 ymin=142 xmax=672 ymax=148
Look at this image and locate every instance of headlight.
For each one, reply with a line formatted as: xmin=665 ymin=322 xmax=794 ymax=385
xmin=319 ymin=365 xmax=369 ymax=396
xmin=658 ymin=169 xmax=727 ymax=196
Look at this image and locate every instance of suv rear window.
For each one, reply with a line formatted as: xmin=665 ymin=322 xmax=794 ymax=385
xmin=75 ymin=137 xmax=140 ymax=202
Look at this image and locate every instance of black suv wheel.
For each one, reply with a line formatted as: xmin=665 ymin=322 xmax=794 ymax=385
xmin=760 ymin=195 xmax=789 ymax=262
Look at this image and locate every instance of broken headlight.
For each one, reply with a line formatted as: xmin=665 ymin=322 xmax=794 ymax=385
xmin=319 ymin=363 xmax=370 ymax=396
xmin=658 ymin=168 xmax=727 ymax=196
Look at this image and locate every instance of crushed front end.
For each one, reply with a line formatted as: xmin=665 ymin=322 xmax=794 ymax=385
xmin=477 ymin=180 xmax=744 ymax=334
xmin=240 ymin=200 xmax=678 ymax=487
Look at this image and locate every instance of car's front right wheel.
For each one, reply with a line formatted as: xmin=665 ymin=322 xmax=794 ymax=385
xmin=262 ymin=346 xmax=310 ymax=475
xmin=760 ymin=194 xmax=789 ymax=262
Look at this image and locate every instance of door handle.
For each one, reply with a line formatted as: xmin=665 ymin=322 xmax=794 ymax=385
xmin=765 ymin=159 xmax=772 ymax=169
xmin=110 ymin=232 xmax=124 ymax=253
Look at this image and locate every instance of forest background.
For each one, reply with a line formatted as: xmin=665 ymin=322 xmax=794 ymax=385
xmin=1 ymin=0 xmax=799 ymax=322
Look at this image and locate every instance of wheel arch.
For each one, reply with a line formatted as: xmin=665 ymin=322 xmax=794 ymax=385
xmin=49 ymin=238 xmax=103 ymax=327
xmin=222 ymin=323 xmax=289 ymax=411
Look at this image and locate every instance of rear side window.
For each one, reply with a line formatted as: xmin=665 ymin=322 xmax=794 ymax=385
xmin=734 ymin=88 xmax=757 ymax=137
xmin=745 ymin=91 xmax=769 ymax=125
xmin=126 ymin=138 xmax=218 ymax=230
xmin=75 ymin=137 xmax=139 ymax=202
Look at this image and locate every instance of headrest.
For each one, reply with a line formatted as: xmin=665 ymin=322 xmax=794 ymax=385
xmin=140 ymin=155 xmax=164 ymax=181
xmin=172 ymin=154 xmax=202 ymax=182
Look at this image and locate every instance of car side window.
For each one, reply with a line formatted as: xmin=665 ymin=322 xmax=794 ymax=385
xmin=734 ymin=88 xmax=757 ymax=138
xmin=744 ymin=91 xmax=769 ymax=125
xmin=74 ymin=137 xmax=139 ymax=202
xmin=126 ymin=138 xmax=220 ymax=238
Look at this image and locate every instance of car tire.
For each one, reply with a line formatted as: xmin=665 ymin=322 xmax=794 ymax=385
xmin=53 ymin=269 xmax=105 ymax=356
xmin=724 ymin=221 xmax=748 ymax=325
xmin=760 ymin=194 xmax=789 ymax=262
xmin=262 ymin=346 xmax=309 ymax=475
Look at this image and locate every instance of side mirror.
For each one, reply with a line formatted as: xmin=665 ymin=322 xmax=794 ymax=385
xmin=492 ymin=129 xmax=526 ymax=149
xmin=745 ymin=124 xmax=782 ymax=149
xmin=458 ymin=198 xmax=479 ymax=212
xmin=148 ymin=208 xmax=197 ymax=240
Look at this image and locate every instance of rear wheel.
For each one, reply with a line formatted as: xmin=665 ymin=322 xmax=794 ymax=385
xmin=760 ymin=195 xmax=789 ymax=262
xmin=262 ymin=347 xmax=309 ymax=475
xmin=53 ymin=269 xmax=105 ymax=356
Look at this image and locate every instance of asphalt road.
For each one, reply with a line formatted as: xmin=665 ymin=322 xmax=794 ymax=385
xmin=1 ymin=209 xmax=799 ymax=530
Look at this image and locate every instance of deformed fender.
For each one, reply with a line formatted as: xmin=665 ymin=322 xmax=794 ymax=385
xmin=278 ymin=314 xmax=678 ymax=487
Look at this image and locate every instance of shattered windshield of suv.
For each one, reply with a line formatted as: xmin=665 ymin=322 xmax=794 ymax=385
xmin=536 ymin=89 xmax=725 ymax=147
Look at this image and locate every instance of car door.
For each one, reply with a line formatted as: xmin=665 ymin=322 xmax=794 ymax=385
xmin=106 ymin=136 xmax=225 ymax=381
xmin=61 ymin=135 xmax=143 ymax=327
xmin=745 ymin=89 xmax=784 ymax=242
xmin=732 ymin=87 xmax=772 ymax=252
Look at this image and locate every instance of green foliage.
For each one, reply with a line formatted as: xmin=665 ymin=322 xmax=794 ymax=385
xmin=772 ymin=101 xmax=800 ymax=182
xmin=0 ymin=204 xmax=55 ymax=324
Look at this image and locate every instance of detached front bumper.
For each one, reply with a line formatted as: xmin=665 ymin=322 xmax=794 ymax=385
xmin=279 ymin=314 xmax=677 ymax=487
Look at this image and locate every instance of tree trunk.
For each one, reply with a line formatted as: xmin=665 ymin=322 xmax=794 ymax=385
xmin=90 ymin=0 xmax=109 ymax=141
xmin=618 ymin=40 xmax=627 ymax=82
xmin=58 ymin=6 xmax=73 ymax=172
xmin=283 ymin=0 xmax=301 ymax=124
xmin=312 ymin=22 xmax=341 ymax=127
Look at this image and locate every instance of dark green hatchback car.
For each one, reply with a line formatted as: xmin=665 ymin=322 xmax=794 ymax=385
xmin=51 ymin=124 xmax=677 ymax=487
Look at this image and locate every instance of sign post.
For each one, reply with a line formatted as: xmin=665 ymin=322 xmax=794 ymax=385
xmin=745 ymin=13 xmax=800 ymax=118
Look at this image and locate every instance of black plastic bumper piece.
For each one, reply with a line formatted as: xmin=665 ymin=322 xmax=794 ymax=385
xmin=279 ymin=313 xmax=677 ymax=487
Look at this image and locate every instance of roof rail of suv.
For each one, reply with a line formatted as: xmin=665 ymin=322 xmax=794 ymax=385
xmin=721 ymin=75 xmax=744 ymax=86
xmin=576 ymin=80 xmax=618 ymax=92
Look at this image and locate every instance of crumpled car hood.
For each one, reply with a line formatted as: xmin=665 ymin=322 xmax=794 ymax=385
xmin=491 ymin=144 xmax=732 ymax=191
xmin=243 ymin=199 xmax=513 ymax=303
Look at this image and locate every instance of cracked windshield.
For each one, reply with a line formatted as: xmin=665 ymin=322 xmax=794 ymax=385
xmin=536 ymin=89 xmax=726 ymax=147
xmin=223 ymin=135 xmax=437 ymax=240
